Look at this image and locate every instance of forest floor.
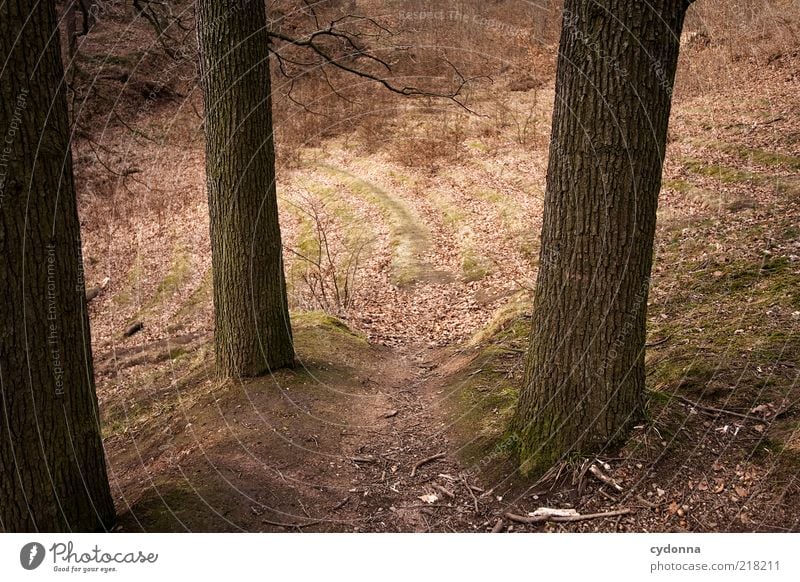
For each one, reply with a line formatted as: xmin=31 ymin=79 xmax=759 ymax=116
xmin=73 ymin=30 xmax=800 ymax=532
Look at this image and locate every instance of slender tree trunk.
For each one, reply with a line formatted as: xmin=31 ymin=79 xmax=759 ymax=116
xmin=196 ymin=0 xmax=294 ymax=377
xmin=0 ymin=0 xmax=115 ymax=531
xmin=513 ymin=0 xmax=691 ymax=477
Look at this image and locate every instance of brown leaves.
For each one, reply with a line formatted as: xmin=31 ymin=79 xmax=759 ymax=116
xmin=750 ymin=399 xmax=791 ymax=420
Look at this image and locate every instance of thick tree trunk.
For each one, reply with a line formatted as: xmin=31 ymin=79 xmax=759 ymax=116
xmin=0 ymin=0 xmax=115 ymax=531
xmin=196 ymin=0 xmax=294 ymax=377
xmin=514 ymin=0 xmax=690 ymax=477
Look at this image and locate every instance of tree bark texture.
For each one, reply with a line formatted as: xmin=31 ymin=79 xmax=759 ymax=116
xmin=0 ymin=0 xmax=115 ymax=531
xmin=514 ymin=0 xmax=690 ymax=477
xmin=196 ymin=0 xmax=295 ymax=377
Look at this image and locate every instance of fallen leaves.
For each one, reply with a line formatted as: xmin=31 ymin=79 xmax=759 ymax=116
xmin=750 ymin=399 xmax=791 ymax=420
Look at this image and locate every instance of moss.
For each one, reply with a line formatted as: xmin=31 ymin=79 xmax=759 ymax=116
xmin=125 ymin=481 xmax=209 ymax=532
xmin=452 ymin=368 xmax=520 ymax=471
xmin=168 ymin=347 xmax=189 ymax=361
xmin=80 ymin=51 xmax=143 ymax=69
xmin=650 ymin=358 xmax=715 ymax=391
xmin=140 ymin=246 xmax=191 ymax=316
xmin=173 ymin=268 xmax=212 ymax=322
xmin=467 ymin=291 xmax=531 ymax=348
xmin=387 ymin=170 xmax=415 ymax=186
xmin=713 ymin=142 xmax=800 ymax=171
xmin=684 ymin=159 xmax=758 ymax=184
xmin=445 ymin=297 xmax=538 ymax=479
xmin=466 ymin=140 xmax=489 ymax=152
xmin=662 ymin=179 xmax=694 ymax=193
xmin=292 ymin=310 xmax=367 ymax=345
xmin=461 ymin=250 xmax=491 ymax=282
xmin=682 ymin=157 xmax=799 ymax=199
xmin=474 ymin=188 xmax=503 ymax=204
xmin=113 ymin=260 xmax=144 ymax=306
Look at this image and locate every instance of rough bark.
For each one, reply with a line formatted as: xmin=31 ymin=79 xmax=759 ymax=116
xmin=196 ymin=0 xmax=295 ymax=377
xmin=65 ymin=1 xmax=77 ymax=62
xmin=0 ymin=0 xmax=115 ymax=531
xmin=514 ymin=0 xmax=690 ymax=477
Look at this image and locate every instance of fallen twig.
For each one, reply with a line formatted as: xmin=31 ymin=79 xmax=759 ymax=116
xmin=491 ymin=518 xmax=505 ymax=533
xmin=635 ymin=495 xmax=660 ymax=509
xmin=350 ymin=455 xmax=377 ymax=464
xmin=645 ymin=335 xmax=671 ymax=348
xmin=411 ymin=452 xmax=446 ymax=477
xmin=597 ymin=488 xmax=619 ymax=503
xmin=670 ymin=393 xmax=758 ymax=421
xmin=505 ymin=508 xmax=631 ymax=524
xmin=332 ymin=497 xmax=350 ymax=511
xmin=589 ymin=464 xmax=624 ymax=492
xmin=433 ymin=483 xmax=455 ymax=499
xmin=461 ymin=475 xmax=480 ymax=513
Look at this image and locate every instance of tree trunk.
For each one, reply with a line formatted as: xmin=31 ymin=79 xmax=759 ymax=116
xmin=513 ymin=0 xmax=691 ymax=477
xmin=196 ymin=0 xmax=295 ymax=377
xmin=65 ymin=1 xmax=77 ymax=63
xmin=0 ymin=0 xmax=115 ymax=531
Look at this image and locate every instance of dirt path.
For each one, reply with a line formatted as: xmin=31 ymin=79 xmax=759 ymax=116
xmin=312 ymin=344 xmax=504 ymax=532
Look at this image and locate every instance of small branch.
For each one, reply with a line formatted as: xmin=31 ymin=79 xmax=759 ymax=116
xmin=635 ymin=495 xmax=661 ymax=509
xmin=350 ymin=455 xmax=377 ymax=464
xmin=267 ymin=28 xmax=484 ymax=114
xmin=433 ymin=484 xmax=455 ymax=499
xmin=668 ymin=393 xmax=758 ymax=421
xmin=505 ymin=508 xmax=632 ymax=525
xmin=645 ymin=335 xmax=671 ymax=348
xmin=589 ymin=464 xmax=624 ymax=492
xmin=410 ymin=452 xmax=446 ymax=477
xmin=461 ymin=475 xmax=480 ymax=513
xmin=332 ymin=496 xmax=349 ymax=511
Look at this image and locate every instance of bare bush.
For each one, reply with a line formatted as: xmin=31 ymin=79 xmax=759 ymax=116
xmin=284 ymin=194 xmax=373 ymax=316
xmin=677 ymin=0 xmax=800 ymax=96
